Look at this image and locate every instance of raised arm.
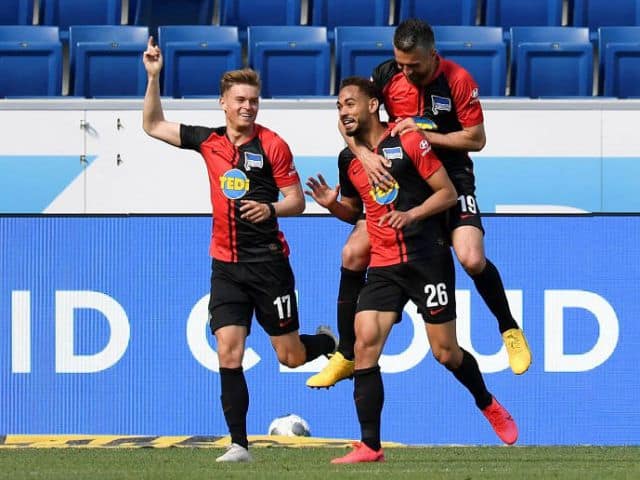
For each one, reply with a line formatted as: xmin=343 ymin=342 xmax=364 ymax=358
xmin=142 ymin=36 xmax=181 ymax=146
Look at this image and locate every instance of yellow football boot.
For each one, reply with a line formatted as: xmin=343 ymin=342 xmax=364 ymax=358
xmin=306 ymin=352 xmax=355 ymax=388
xmin=502 ymin=328 xmax=532 ymax=375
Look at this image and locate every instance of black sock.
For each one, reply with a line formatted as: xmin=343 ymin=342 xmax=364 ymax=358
xmin=447 ymin=349 xmax=493 ymax=410
xmin=300 ymin=333 xmax=335 ymax=362
xmin=219 ymin=367 xmax=249 ymax=449
xmin=471 ymin=259 xmax=519 ymax=333
xmin=337 ymin=267 xmax=366 ymax=360
xmin=354 ymin=366 xmax=383 ymax=451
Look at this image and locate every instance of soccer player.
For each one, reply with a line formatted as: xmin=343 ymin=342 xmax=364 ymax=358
xmin=306 ymin=19 xmax=531 ymax=389
xmin=306 ymin=77 xmax=518 ymax=463
xmin=142 ymin=38 xmax=336 ymax=463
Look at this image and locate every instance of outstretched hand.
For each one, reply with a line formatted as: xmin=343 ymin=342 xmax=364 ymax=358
xmin=305 ymin=174 xmax=339 ymax=209
xmin=142 ymin=36 xmax=163 ymax=76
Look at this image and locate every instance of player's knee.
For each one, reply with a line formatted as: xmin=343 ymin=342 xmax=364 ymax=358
xmin=217 ymin=344 xmax=243 ymax=367
xmin=354 ymin=341 xmax=375 ymax=367
xmin=458 ymin=251 xmax=486 ymax=275
xmin=431 ymin=345 xmax=460 ymax=369
xmin=342 ymin=239 xmax=369 ymax=270
xmin=276 ymin=349 xmax=305 ymax=368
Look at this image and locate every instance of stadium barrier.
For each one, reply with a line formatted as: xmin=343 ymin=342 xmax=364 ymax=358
xmin=0 ymin=98 xmax=639 ymax=214
xmin=1 ymin=214 xmax=638 ymax=445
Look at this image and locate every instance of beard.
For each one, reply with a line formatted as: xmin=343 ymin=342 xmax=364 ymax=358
xmin=344 ymin=120 xmax=365 ymax=138
xmin=406 ymin=71 xmax=428 ymax=86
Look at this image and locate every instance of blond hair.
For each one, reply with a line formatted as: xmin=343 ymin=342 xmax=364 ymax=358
xmin=220 ymin=68 xmax=261 ymax=96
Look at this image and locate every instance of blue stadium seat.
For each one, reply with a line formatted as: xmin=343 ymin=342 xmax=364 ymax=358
xmin=41 ymin=0 xmax=122 ymax=41
xmin=220 ymin=0 xmax=301 ymax=42
xmin=397 ymin=0 xmax=477 ymax=26
xmin=248 ymin=26 xmax=330 ymax=97
xmin=486 ymin=0 xmax=562 ymax=39
xmin=134 ymin=0 xmax=214 ymax=38
xmin=0 ymin=0 xmax=34 ymax=25
xmin=510 ymin=27 xmax=593 ymax=97
xmin=598 ymin=27 xmax=640 ymax=98
xmin=334 ymin=26 xmax=394 ymax=90
xmin=158 ymin=26 xmax=242 ymax=98
xmin=433 ymin=26 xmax=506 ymax=96
xmin=0 ymin=26 xmax=62 ymax=97
xmin=573 ymin=0 xmax=640 ymax=41
xmin=69 ymin=26 xmax=149 ymax=97
xmin=312 ymin=0 xmax=389 ymax=40
xmin=128 ymin=0 xmax=138 ymax=24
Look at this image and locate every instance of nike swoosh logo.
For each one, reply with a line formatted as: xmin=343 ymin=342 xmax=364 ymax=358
xmin=429 ymin=307 xmax=445 ymax=316
xmin=279 ymin=318 xmax=293 ymax=328
xmin=460 ymin=214 xmax=474 ymax=219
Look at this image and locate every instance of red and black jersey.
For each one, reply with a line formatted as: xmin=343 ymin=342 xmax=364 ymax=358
xmin=339 ymin=125 xmax=450 ymax=267
xmin=372 ymin=55 xmax=483 ymax=175
xmin=180 ymin=123 xmax=300 ymax=263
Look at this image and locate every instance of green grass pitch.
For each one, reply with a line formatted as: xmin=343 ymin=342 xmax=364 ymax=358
xmin=0 ymin=446 xmax=638 ymax=480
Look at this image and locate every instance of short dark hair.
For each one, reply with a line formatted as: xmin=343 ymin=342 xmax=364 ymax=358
xmin=393 ymin=18 xmax=435 ymax=52
xmin=220 ymin=68 xmax=261 ymax=96
xmin=338 ymin=76 xmax=381 ymax=103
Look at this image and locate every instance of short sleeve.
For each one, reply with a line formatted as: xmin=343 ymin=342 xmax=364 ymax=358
xmin=400 ymin=131 xmax=443 ymax=180
xmin=338 ymin=150 xmax=358 ymax=199
xmin=264 ymin=133 xmax=300 ymax=189
xmin=450 ymin=70 xmax=484 ymax=128
xmin=179 ymin=125 xmax=215 ymax=151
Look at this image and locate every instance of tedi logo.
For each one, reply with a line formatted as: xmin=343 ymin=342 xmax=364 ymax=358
xmin=369 ymin=182 xmax=399 ymax=205
xmin=219 ymin=168 xmax=250 ymax=199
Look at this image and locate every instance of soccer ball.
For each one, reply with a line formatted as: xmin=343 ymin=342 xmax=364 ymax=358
xmin=268 ymin=414 xmax=311 ymax=437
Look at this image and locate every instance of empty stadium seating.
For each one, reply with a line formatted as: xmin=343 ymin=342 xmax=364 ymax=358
xmin=248 ymin=26 xmax=330 ymax=97
xmin=0 ymin=26 xmax=62 ymax=96
xmin=220 ymin=0 xmax=301 ymax=41
xmin=486 ymin=0 xmax=562 ymax=39
xmin=334 ymin=26 xmax=394 ymax=89
xmin=510 ymin=27 xmax=593 ymax=97
xmin=1 ymin=1 xmax=638 ymax=99
xmin=312 ymin=0 xmax=390 ymax=40
xmin=158 ymin=26 xmax=242 ymax=97
xmin=573 ymin=0 xmax=640 ymax=41
xmin=397 ymin=0 xmax=477 ymax=26
xmin=69 ymin=25 xmax=149 ymax=97
xmin=433 ymin=26 xmax=506 ymax=96
xmin=129 ymin=0 xmax=138 ymax=24
xmin=133 ymin=0 xmax=214 ymax=38
xmin=0 ymin=0 xmax=34 ymax=25
xmin=598 ymin=26 xmax=640 ymax=97
xmin=41 ymin=0 xmax=121 ymax=40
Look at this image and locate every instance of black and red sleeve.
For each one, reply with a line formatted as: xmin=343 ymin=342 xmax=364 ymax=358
xmin=263 ymin=133 xmax=300 ymax=189
xmin=338 ymin=149 xmax=358 ymax=200
xmin=448 ymin=68 xmax=484 ymax=128
xmin=179 ymin=125 xmax=216 ymax=151
xmin=401 ymin=131 xmax=443 ymax=180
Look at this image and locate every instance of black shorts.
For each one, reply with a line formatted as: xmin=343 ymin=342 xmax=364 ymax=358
xmin=356 ymin=252 xmax=456 ymax=324
xmin=448 ymin=170 xmax=485 ymax=234
xmin=208 ymin=258 xmax=299 ymax=336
